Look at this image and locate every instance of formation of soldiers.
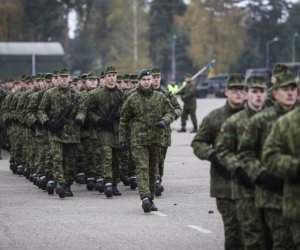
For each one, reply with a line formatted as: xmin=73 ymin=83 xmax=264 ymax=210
xmin=0 ymin=66 xmax=182 ymax=213
xmin=192 ymin=63 xmax=300 ymax=249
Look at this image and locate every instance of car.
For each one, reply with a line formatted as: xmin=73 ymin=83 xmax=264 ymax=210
xmin=196 ymin=74 xmax=229 ymax=98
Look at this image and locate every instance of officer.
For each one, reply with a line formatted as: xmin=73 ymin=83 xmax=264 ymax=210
xmin=191 ymin=74 xmax=246 ymax=250
xmin=216 ymin=75 xmax=268 ymax=249
xmin=119 ymin=68 xmax=176 ymax=213
xmin=151 ymin=67 xmax=182 ymax=196
xmin=38 ymin=68 xmax=86 ymax=198
xmin=178 ymin=73 xmax=198 ymax=133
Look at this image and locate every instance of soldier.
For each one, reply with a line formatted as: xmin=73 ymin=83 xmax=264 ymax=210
xmin=119 ymin=69 xmax=176 ymax=213
xmin=238 ymin=66 xmax=297 ymax=250
xmin=262 ymin=105 xmax=300 ymax=250
xmin=38 ymin=68 xmax=86 ymax=198
xmin=216 ymin=76 xmax=268 ymax=249
xmin=151 ymin=67 xmax=182 ymax=196
xmin=191 ymin=74 xmax=246 ymax=250
xmin=85 ymin=66 xmax=123 ymax=197
xmin=178 ymin=73 xmax=198 ymax=133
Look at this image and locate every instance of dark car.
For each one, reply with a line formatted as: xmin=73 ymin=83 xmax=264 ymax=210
xmin=196 ymin=74 xmax=229 ymax=98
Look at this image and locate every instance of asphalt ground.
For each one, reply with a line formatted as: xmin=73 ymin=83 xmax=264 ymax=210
xmin=0 ymin=98 xmax=226 ymax=250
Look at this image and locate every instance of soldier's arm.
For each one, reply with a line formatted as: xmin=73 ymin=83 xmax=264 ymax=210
xmin=86 ymin=91 xmax=102 ymax=126
xmin=26 ymin=94 xmax=37 ymax=127
xmin=161 ymin=96 xmax=176 ymax=125
xmin=237 ymin=117 xmax=264 ymax=182
xmin=168 ymin=92 xmax=182 ymax=119
xmin=191 ymin=114 xmax=214 ymax=160
xmin=262 ymin=116 xmax=299 ymax=179
xmin=216 ymin=118 xmax=239 ymax=173
xmin=75 ymin=92 xmax=86 ymax=122
xmin=181 ymin=85 xmax=194 ymax=100
xmin=38 ymin=91 xmax=51 ymax=124
xmin=119 ymin=98 xmax=133 ymax=143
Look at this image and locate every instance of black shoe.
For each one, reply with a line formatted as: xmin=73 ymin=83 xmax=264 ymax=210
xmin=11 ymin=163 xmax=17 ymax=174
xmin=95 ymin=178 xmax=104 ymax=193
xmin=29 ymin=172 xmax=35 ymax=182
xmin=56 ymin=182 xmax=66 ymax=198
xmin=121 ymin=176 xmax=130 ymax=186
xmin=129 ymin=176 xmax=137 ymax=190
xmin=150 ymin=200 xmax=158 ymax=211
xmin=76 ymin=173 xmax=86 ymax=184
xmin=16 ymin=165 xmax=25 ymax=175
xmin=190 ymin=128 xmax=197 ymax=133
xmin=33 ymin=175 xmax=39 ymax=186
xmin=65 ymin=185 xmax=73 ymax=197
xmin=142 ymin=198 xmax=152 ymax=213
xmin=46 ymin=181 xmax=56 ymax=195
xmin=86 ymin=177 xmax=95 ymax=191
xmin=40 ymin=176 xmax=48 ymax=190
xmin=23 ymin=168 xmax=30 ymax=179
xmin=112 ymin=184 xmax=122 ymax=196
xmin=104 ymin=183 xmax=113 ymax=198
xmin=178 ymin=128 xmax=186 ymax=133
xmin=155 ymin=181 xmax=164 ymax=196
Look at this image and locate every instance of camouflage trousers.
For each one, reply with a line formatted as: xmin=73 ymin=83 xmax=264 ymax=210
xmin=27 ymin=134 xmax=38 ymax=171
xmin=119 ymin=145 xmax=136 ymax=178
xmin=236 ymin=198 xmax=266 ymax=250
xmin=216 ymin=198 xmax=244 ymax=250
xmin=132 ymin=145 xmax=159 ymax=200
xmin=181 ymin=108 xmax=198 ymax=129
xmin=97 ymin=145 xmax=120 ymax=185
xmin=290 ymin=221 xmax=300 ymax=250
xmin=157 ymin=146 xmax=168 ymax=180
xmin=50 ymin=140 xmax=78 ymax=185
xmin=35 ymin=138 xmax=52 ymax=178
xmin=84 ymin=139 xmax=101 ymax=177
xmin=264 ymin=209 xmax=295 ymax=250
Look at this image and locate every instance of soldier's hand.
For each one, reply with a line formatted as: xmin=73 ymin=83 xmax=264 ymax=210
xmin=208 ymin=152 xmax=231 ymax=179
xmin=98 ymin=118 xmax=114 ymax=132
xmin=256 ymin=170 xmax=283 ymax=192
xmin=44 ymin=119 xmax=59 ymax=133
xmin=235 ymin=167 xmax=255 ymax=189
xmin=155 ymin=119 xmax=167 ymax=129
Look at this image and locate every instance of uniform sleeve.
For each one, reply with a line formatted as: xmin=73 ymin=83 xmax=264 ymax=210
xmin=75 ymin=92 xmax=86 ymax=122
xmin=191 ymin=114 xmax=214 ymax=160
xmin=216 ymin=118 xmax=239 ymax=173
xmin=119 ymin=98 xmax=133 ymax=143
xmin=26 ymin=94 xmax=38 ymax=127
xmin=237 ymin=118 xmax=264 ymax=181
xmin=86 ymin=91 xmax=102 ymax=126
xmin=182 ymin=84 xmax=196 ymax=101
xmin=38 ymin=91 xmax=51 ymax=124
xmin=161 ymin=96 xmax=176 ymax=125
xmin=168 ymin=92 xmax=182 ymax=119
xmin=262 ymin=117 xmax=300 ymax=179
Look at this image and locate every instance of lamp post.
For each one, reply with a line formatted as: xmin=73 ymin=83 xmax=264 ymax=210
xmin=292 ymin=32 xmax=298 ymax=62
xmin=171 ymin=34 xmax=177 ymax=80
xmin=266 ymin=37 xmax=279 ymax=69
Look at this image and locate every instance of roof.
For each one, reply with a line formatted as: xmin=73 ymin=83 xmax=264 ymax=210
xmin=0 ymin=42 xmax=64 ymax=56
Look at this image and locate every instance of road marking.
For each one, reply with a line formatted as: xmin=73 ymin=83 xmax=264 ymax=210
xmin=187 ymin=225 xmax=212 ymax=234
xmin=152 ymin=211 xmax=168 ymax=217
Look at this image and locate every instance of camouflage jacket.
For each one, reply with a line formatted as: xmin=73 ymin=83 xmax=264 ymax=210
xmin=262 ymin=107 xmax=300 ymax=220
xmin=181 ymin=82 xmax=197 ymax=110
xmin=191 ymin=101 xmax=244 ymax=198
xmin=155 ymin=87 xmax=182 ymax=146
xmin=86 ymin=86 xmax=122 ymax=146
xmin=38 ymin=86 xmax=85 ymax=144
xmin=216 ymin=104 xmax=259 ymax=199
xmin=16 ymin=89 xmax=34 ymax=125
xmin=238 ymin=103 xmax=295 ymax=209
xmin=119 ymin=87 xmax=175 ymax=146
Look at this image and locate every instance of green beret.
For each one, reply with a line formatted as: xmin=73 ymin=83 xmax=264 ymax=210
xmin=44 ymin=73 xmax=52 ymax=81
xmin=87 ymin=72 xmax=99 ymax=80
xmin=151 ymin=67 xmax=161 ymax=75
xmin=105 ymin=66 xmax=117 ymax=74
xmin=137 ymin=69 xmax=151 ymax=80
xmin=227 ymin=74 xmax=245 ymax=88
xmin=58 ymin=68 xmax=70 ymax=76
xmin=246 ymin=75 xmax=267 ymax=89
xmin=272 ymin=71 xmax=297 ymax=89
xmin=272 ymin=64 xmax=290 ymax=76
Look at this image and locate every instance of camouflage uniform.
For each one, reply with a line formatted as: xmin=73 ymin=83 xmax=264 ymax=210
xmin=119 ymin=86 xmax=175 ymax=200
xmin=263 ymin=107 xmax=300 ymax=249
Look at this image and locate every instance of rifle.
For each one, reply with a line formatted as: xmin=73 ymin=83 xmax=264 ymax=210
xmin=107 ymin=97 xmax=122 ymax=122
xmin=56 ymin=103 xmax=75 ymax=131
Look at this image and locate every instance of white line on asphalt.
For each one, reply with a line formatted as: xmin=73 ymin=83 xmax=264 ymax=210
xmin=187 ymin=225 xmax=212 ymax=234
xmin=152 ymin=211 xmax=168 ymax=217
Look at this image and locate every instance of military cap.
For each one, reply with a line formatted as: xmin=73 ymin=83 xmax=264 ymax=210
xmin=272 ymin=64 xmax=290 ymax=76
xmin=35 ymin=73 xmax=44 ymax=81
xmin=246 ymin=75 xmax=267 ymax=89
xmin=53 ymin=69 xmax=60 ymax=77
xmin=100 ymin=71 xmax=105 ymax=78
xmin=25 ymin=75 xmax=33 ymax=82
xmin=79 ymin=73 xmax=88 ymax=81
xmin=130 ymin=74 xmax=138 ymax=83
xmin=72 ymin=77 xmax=78 ymax=83
xmin=227 ymin=74 xmax=245 ymax=88
xmin=151 ymin=67 xmax=161 ymax=75
xmin=20 ymin=74 xmax=27 ymax=81
xmin=272 ymin=71 xmax=297 ymax=89
xmin=105 ymin=66 xmax=117 ymax=74
xmin=123 ymin=74 xmax=130 ymax=82
xmin=58 ymin=68 xmax=70 ymax=76
xmin=137 ymin=69 xmax=151 ymax=80
xmin=44 ymin=73 xmax=52 ymax=81
xmin=87 ymin=72 xmax=99 ymax=80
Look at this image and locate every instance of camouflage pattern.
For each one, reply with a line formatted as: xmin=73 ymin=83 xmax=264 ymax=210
xmin=180 ymin=82 xmax=197 ymax=129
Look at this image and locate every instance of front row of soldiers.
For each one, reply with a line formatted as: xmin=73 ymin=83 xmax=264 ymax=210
xmin=192 ymin=64 xmax=300 ymax=249
xmin=1 ymin=66 xmax=182 ymax=213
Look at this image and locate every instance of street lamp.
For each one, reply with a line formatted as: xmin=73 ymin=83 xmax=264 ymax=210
xmin=292 ymin=32 xmax=298 ymax=62
xmin=266 ymin=37 xmax=279 ymax=69
xmin=171 ymin=34 xmax=177 ymax=81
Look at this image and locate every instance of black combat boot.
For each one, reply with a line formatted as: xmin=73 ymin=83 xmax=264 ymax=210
xmin=150 ymin=199 xmax=158 ymax=211
xmin=190 ymin=127 xmax=197 ymax=133
xmin=104 ymin=183 xmax=113 ymax=198
xmin=86 ymin=177 xmax=95 ymax=191
xmin=16 ymin=165 xmax=25 ymax=175
xmin=75 ymin=173 xmax=86 ymax=184
xmin=129 ymin=176 xmax=137 ymax=190
xmin=142 ymin=197 xmax=152 ymax=213
xmin=95 ymin=178 xmax=104 ymax=192
xmin=65 ymin=185 xmax=74 ymax=197
xmin=178 ymin=127 xmax=186 ymax=133
xmin=121 ymin=176 xmax=130 ymax=186
xmin=46 ymin=180 xmax=56 ymax=195
xmin=112 ymin=184 xmax=122 ymax=196
xmin=155 ymin=180 xmax=164 ymax=197
xmin=23 ymin=168 xmax=30 ymax=179
xmin=56 ymin=182 xmax=67 ymax=198
xmin=40 ymin=176 xmax=48 ymax=190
